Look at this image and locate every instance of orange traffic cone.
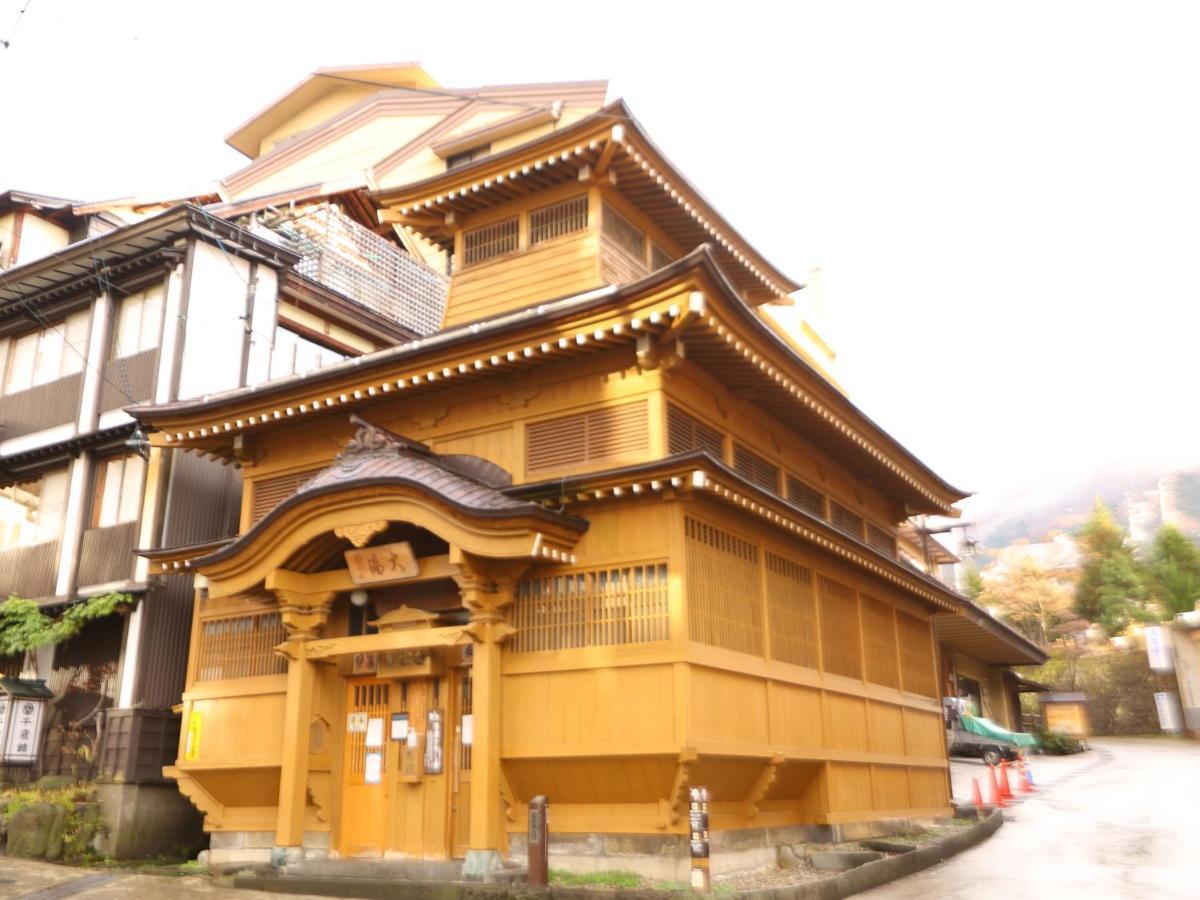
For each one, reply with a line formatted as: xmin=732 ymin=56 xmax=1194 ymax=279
xmin=988 ymin=765 xmax=1007 ymax=808
xmin=972 ymin=777 xmax=985 ymax=810
xmin=998 ymin=761 xmax=1013 ymax=799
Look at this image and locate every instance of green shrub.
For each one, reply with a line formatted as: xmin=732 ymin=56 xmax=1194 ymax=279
xmin=1036 ymin=729 xmax=1084 ymax=755
xmin=1 ymin=784 xmax=103 ymax=862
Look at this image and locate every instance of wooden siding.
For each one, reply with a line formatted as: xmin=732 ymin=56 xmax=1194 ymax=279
xmin=786 ymin=474 xmax=826 ymax=520
xmin=734 ymin=443 xmax=781 ymax=495
xmin=99 ymin=349 xmax=158 ymax=412
xmin=250 ymin=466 xmax=320 ymax=526
xmin=0 ymin=541 xmax=59 ymax=598
xmin=764 ymin=552 xmax=819 ymax=669
xmin=684 ymin=516 xmax=763 ymax=656
xmin=818 ymin=575 xmax=862 ymax=679
xmin=194 ymin=609 xmax=287 ymax=681
xmin=897 ymin=611 xmax=937 ymax=697
xmin=134 ymin=573 xmax=197 ymax=709
xmin=599 ymin=234 xmax=649 ymax=285
xmin=510 ymin=562 xmax=669 ymax=653
xmin=0 ymin=372 xmax=82 ymax=440
xmin=860 ymin=594 xmax=900 ymax=689
xmin=666 ymin=403 xmax=724 ymax=459
xmin=525 ymin=400 xmax=648 ymax=475
xmin=529 ymin=194 xmax=588 ymax=246
xmin=76 ymin=521 xmax=138 ymax=586
xmin=444 ymin=230 xmax=600 ymax=328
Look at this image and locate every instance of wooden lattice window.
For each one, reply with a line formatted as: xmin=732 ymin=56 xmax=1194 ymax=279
xmin=897 ymin=611 xmax=937 ymax=697
xmin=830 ymin=502 xmax=865 ymax=540
xmin=601 ymin=202 xmax=646 ymax=261
xmin=685 ymin=517 xmax=763 ymax=656
xmin=510 ymin=563 xmax=669 ymax=653
xmin=666 ymin=404 xmax=724 ymax=458
xmin=765 ymin=552 xmax=819 ymax=669
xmin=733 ymin=444 xmax=780 ymax=494
xmin=650 ymin=243 xmax=672 ymax=270
xmin=818 ymin=575 xmax=861 ymax=679
xmin=526 ymin=400 xmax=648 ymax=473
xmin=866 ymin=523 xmax=897 ymax=558
xmin=463 ymin=216 xmax=518 ymax=265
xmin=860 ymin=594 xmax=900 ymax=689
xmin=251 ymin=467 xmax=321 ymax=525
xmin=529 ymin=195 xmax=588 ymax=245
xmin=786 ymin=474 xmax=826 ymax=519
xmin=195 ymin=610 xmax=287 ymax=681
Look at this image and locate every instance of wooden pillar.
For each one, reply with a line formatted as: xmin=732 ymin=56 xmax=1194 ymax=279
xmin=272 ymin=587 xmax=334 ymax=855
xmin=454 ymin=552 xmax=524 ymax=877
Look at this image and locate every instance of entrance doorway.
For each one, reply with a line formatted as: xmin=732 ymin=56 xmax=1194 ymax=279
xmin=339 ymin=678 xmax=394 ymax=856
xmin=449 ymin=668 xmax=473 ymax=858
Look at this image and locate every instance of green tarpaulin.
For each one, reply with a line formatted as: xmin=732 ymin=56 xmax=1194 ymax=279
xmin=959 ymin=713 xmax=1039 ymax=748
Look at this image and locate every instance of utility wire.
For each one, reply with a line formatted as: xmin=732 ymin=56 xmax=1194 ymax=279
xmin=0 ymin=0 xmax=33 ymax=50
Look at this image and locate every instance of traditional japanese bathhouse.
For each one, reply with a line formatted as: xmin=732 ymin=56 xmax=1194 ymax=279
xmin=132 ymin=102 xmax=972 ymax=878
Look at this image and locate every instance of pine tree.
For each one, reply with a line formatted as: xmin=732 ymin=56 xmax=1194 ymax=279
xmin=1146 ymin=525 xmax=1200 ymax=618
xmin=1073 ymin=500 xmax=1149 ymax=635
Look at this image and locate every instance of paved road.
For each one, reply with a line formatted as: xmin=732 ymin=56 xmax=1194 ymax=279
xmin=0 ymin=861 xmax=331 ymax=900
xmin=864 ymin=737 xmax=1200 ymax=899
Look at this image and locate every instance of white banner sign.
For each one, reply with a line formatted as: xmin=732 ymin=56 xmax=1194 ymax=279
xmin=1154 ymin=691 xmax=1183 ymax=733
xmin=1145 ymin=626 xmax=1174 ymax=672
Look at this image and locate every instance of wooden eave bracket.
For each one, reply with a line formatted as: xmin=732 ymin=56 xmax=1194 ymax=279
xmin=658 ymin=747 xmax=698 ymax=829
xmin=741 ymin=754 xmax=784 ymax=820
xmin=636 ymin=291 xmax=703 ymax=370
xmin=500 ymin=768 xmax=518 ymax=823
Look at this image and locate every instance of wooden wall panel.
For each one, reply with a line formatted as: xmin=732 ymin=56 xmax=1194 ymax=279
xmin=768 ymin=683 xmax=824 ymax=749
xmin=431 ymin=426 xmax=515 ymax=477
xmin=824 ymin=694 xmax=869 ymax=753
xmin=907 ymin=766 xmax=949 ymax=809
xmin=690 ymin=666 xmax=769 ymax=746
xmin=871 ymin=765 xmax=911 ymax=811
xmin=826 ymin=762 xmax=873 ymax=814
xmin=903 ymin=708 xmax=946 ymax=759
xmin=501 ymin=664 xmax=676 ymax=751
xmin=866 ymin=702 xmax=904 ymax=755
xmin=186 ymin=687 xmax=285 ymax=764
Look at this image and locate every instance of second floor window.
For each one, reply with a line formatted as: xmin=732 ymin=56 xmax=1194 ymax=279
xmin=113 ymin=287 xmax=164 ymax=359
xmin=91 ymin=455 xmax=146 ymax=528
xmin=0 ymin=311 xmax=89 ymax=395
xmin=270 ymin=327 xmax=346 ymax=380
xmin=0 ymin=470 xmax=69 ymax=549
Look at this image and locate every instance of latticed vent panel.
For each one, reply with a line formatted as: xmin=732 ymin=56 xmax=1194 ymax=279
xmin=251 ymin=468 xmax=321 ymax=525
xmin=195 ymin=611 xmax=287 ymax=682
xmin=526 ymin=400 xmax=649 ymax=473
xmin=734 ymin=444 xmax=781 ymax=495
xmin=666 ymin=404 xmax=724 ymax=458
xmin=786 ymin=475 xmax=826 ymax=520
xmin=897 ymin=611 xmax=937 ymax=697
xmin=463 ymin=217 xmax=519 ymax=265
xmin=830 ymin=502 xmax=865 ymax=540
xmin=347 ymin=681 xmax=390 ymax=780
xmin=765 ymin=552 xmax=819 ymax=669
xmin=650 ymin=243 xmax=673 ymax=270
xmin=685 ymin=517 xmax=763 ymax=656
xmin=860 ymin=594 xmax=900 ymax=688
xmin=510 ymin=563 xmax=670 ymax=653
xmin=818 ymin=575 xmax=862 ymax=679
xmin=529 ymin=195 xmax=588 ymax=246
xmin=866 ymin=523 xmax=897 ymax=558
xmin=601 ymin=202 xmax=646 ymax=261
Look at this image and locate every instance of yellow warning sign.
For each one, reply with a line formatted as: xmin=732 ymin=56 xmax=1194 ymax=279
xmin=185 ymin=711 xmax=202 ymax=760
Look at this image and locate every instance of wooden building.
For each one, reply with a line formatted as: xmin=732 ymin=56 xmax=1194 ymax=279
xmin=133 ymin=101 xmax=976 ymax=878
xmin=0 ymin=193 xmax=442 ymax=853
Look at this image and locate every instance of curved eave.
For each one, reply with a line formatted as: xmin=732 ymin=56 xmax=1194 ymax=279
xmin=370 ymin=100 xmax=800 ymax=302
xmin=196 ymin=474 xmax=587 ymax=570
xmin=933 ymin=605 xmax=1048 ymax=667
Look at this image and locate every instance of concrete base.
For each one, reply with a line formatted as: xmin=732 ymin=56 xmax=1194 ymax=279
xmin=462 ymin=849 xmax=505 ymax=879
xmin=208 ymin=830 xmax=329 ymax=869
xmin=95 ymin=782 xmax=206 ymax=860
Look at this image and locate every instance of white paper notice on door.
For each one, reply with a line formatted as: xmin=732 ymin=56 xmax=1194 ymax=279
xmin=366 ymin=717 xmax=384 ymax=748
xmin=365 ymin=751 xmax=383 ymax=784
xmin=461 ymin=714 xmax=474 ymax=746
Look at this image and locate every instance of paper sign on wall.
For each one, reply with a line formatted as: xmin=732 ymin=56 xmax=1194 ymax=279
xmin=185 ymin=711 xmax=202 ymax=761
xmin=347 ymin=712 xmax=368 ymax=733
xmin=1145 ymin=626 xmax=1174 ymax=672
xmin=391 ymin=713 xmax=409 ymax=740
xmin=365 ymin=751 xmax=383 ymax=784
xmin=366 ymin=717 xmax=384 ymax=748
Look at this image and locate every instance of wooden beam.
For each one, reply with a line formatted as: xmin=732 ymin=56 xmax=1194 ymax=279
xmin=377 ymin=208 xmax=443 ymax=228
xmin=657 ymin=747 xmax=698 ymax=828
xmin=593 ymin=128 xmax=622 ymax=177
xmin=264 ymin=554 xmax=455 ymax=596
xmin=741 ymin=754 xmax=783 ymax=819
xmin=296 ymin=624 xmax=470 ymax=660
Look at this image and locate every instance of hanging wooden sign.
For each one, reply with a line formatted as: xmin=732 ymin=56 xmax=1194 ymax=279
xmin=344 ymin=541 xmax=419 ymax=585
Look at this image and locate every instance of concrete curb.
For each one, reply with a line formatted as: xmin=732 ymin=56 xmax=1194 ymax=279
xmin=232 ymin=813 xmax=1004 ymax=900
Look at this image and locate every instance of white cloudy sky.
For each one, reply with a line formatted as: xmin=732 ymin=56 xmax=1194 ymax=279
xmin=2 ymin=0 xmax=1197 ymax=525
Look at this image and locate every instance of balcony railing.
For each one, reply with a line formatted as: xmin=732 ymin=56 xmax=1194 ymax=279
xmin=77 ymin=522 xmax=138 ymax=587
xmin=0 ymin=541 xmax=60 ymax=599
xmin=0 ymin=373 xmax=82 ymax=442
xmin=99 ymin=350 xmax=158 ymax=413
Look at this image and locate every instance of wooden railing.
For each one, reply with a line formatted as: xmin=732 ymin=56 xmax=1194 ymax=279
xmin=510 ymin=563 xmax=670 ymax=653
xmin=0 ymin=541 xmax=60 ymax=599
xmin=0 ymin=373 xmax=82 ymax=441
xmin=76 ymin=522 xmax=138 ymax=587
xmin=194 ymin=610 xmax=287 ymax=681
xmin=99 ymin=349 xmax=158 ymax=412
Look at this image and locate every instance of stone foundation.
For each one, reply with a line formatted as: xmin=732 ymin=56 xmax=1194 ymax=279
xmin=95 ymin=782 xmax=206 ymax=860
xmin=509 ymin=818 xmax=949 ymax=882
xmin=207 ymin=829 xmax=330 ymax=868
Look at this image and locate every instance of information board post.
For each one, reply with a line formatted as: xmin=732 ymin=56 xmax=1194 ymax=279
xmin=689 ymin=786 xmax=710 ymax=893
xmin=528 ymin=795 xmax=549 ymax=886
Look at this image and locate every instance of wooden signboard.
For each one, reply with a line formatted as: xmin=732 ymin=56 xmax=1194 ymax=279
xmin=345 ymin=541 xmax=419 ymax=585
